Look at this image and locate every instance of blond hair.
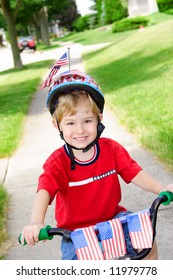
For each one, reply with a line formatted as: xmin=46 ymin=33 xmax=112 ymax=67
xmin=53 ymin=90 xmax=100 ymax=123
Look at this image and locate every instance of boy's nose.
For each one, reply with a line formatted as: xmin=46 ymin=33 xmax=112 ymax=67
xmin=76 ymin=123 xmax=84 ymax=133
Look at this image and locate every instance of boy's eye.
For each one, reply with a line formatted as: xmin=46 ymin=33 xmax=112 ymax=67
xmin=85 ymin=119 xmax=92 ymax=123
xmin=66 ymin=122 xmax=74 ymax=126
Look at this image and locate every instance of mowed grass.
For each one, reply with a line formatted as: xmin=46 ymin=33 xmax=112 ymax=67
xmin=0 ymin=185 xmax=8 ymax=259
xmin=58 ymin=12 xmax=173 ymax=45
xmin=82 ymin=19 xmax=173 ymax=170
xmin=0 ymin=60 xmax=53 ymax=158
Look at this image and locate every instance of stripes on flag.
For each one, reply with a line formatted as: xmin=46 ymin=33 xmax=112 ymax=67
xmin=97 ymin=219 xmax=126 ymax=259
xmin=41 ymin=51 xmax=68 ymax=89
xmin=54 ymin=52 xmax=68 ymax=66
xmin=126 ymin=211 xmax=153 ymax=249
xmin=70 ymin=210 xmax=153 ymax=260
xmin=70 ymin=226 xmax=104 ymax=260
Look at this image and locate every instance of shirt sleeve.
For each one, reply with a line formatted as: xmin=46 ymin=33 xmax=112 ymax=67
xmin=37 ymin=150 xmax=66 ymax=204
xmin=114 ymin=142 xmax=142 ymax=183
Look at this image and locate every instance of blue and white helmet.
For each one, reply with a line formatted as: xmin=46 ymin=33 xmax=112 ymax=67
xmin=46 ymin=69 xmax=105 ymax=115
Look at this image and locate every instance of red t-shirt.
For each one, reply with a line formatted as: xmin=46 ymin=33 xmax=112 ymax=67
xmin=38 ymin=137 xmax=142 ymax=230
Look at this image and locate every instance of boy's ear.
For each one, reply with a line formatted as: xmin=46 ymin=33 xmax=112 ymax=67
xmin=52 ymin=118 xmax=58 ymax=129
xmin=99 ymin=114 xmax=103 ymax=122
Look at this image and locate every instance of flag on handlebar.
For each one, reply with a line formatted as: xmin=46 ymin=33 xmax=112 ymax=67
xmin=70 ymin=226 xmax=104 ymax=260
xmin=41 ymin=51 xmax=68 ymax=89
xmin=126 ymin=211 xmax=153 ymax=249
xmin=97 ymin=218 xmax=126 ymax=259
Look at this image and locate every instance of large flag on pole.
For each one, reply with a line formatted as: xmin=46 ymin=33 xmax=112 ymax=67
xmin=41 ymin=51 xmax=68 ymax=89
xmin=126 ymin=211 xmax=153 ymax=249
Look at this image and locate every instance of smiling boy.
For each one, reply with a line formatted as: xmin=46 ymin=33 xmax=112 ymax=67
xmin=21 ymin=69 xmax=173 ymax=260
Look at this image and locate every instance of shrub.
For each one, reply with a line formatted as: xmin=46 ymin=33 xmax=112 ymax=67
xmin=164 ymin=8 xmax=173 ymax=15
xmin=112 ymin=16 xmax=150 ymax=33
xmin=157 ymin=0 xmax=173 ymax=12
xmin=72 ymin=15 xmax=91 ymax=32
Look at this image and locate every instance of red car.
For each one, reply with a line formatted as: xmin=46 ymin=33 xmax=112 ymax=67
xmin=18 ymin=36 xmax=36 ymax=52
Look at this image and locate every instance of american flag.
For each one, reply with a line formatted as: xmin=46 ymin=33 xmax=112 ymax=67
xmin=41 ymin=52 xmax=68 ymax=89
xmin=97 ymin=219 xmax=126 ymax=259
xmin=127 ymin=211 xmax=153 ymax=249
xmin=70 ymin=226 xmax=104 ymax=260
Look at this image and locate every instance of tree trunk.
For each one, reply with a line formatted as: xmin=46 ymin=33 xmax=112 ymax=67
xmin=39 ymin=6 xmax=50 ymax=46
xmin=0 ymin=33 xmax=4 ymax=46
xmin=1 ymin=0 xmax=23 ymax=69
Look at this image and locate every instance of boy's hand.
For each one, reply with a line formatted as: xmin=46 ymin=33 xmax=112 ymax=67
xmin=164 ymin=184 xmax=173 ymax=193
xmin=21 ymin=223 xmax=44 ymax=246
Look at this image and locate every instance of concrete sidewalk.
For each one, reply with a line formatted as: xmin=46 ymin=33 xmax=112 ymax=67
xmin=1 ymin=43 xmax=173 ymax=260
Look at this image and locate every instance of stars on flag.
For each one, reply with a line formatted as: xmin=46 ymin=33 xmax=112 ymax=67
xmin=70 ymin=226 xmax=104 ymax=260
xmin=41 ymin=51 xmax=68 ymax=89
xmin=126 ymin=211 xmax=153 ymax=249
xmin=97 ymin=218 xmax=127 ymax=259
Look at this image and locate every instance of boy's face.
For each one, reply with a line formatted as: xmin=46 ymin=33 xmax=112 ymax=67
xmin=58 ymin=100 xmax=99 ymax=150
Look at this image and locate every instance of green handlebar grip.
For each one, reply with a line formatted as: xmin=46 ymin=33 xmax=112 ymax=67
xmin=18 ymin=225 xmax=53 ymax=245
xmin=38 ymin=225 xmax=53 ymax=241
xmin=18 ymin=234 xmax=27 ymax=245
xmin=159 ymin=191 xmax=173 ymax=205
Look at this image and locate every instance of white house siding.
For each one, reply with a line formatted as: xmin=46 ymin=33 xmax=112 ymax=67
xmin=128 ymin=0 xmax=159 ymax=17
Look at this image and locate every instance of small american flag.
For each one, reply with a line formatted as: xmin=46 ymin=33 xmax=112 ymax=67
xmin=70 ymin=226 xmax=104 ymax=260
xmin=97 ymin=219 xmax=126 ymax=259
xmin=127 ymin=211 xmax=153 ymax=249
xmin=41 ymin=52 xmax=68 ymax=89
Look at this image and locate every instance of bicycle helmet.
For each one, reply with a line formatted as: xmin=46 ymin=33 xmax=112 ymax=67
xmin=46 ymin=69 xmax=105 ymax=115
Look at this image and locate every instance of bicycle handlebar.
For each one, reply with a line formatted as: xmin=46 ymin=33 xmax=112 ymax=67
xmin=159 ymin=191 xmax=173 ymax=205
xmin=18 ymin=226 xmax=71 ymax=245
xmin=18 ymin=225 xmax=54 ymax=245
xmin=18 ymin=191 xmax=173 ymax=246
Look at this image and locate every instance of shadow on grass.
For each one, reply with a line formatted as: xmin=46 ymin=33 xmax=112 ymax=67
xmin=37 ymin=43 xmax=61 ymax=51
xmin=84 ymin=45 xmax=173 ymax=93
xmin=0 ymin=60 xmax=53 ymax=77
xmin=0 ymin=60 xmax=54 ymax=119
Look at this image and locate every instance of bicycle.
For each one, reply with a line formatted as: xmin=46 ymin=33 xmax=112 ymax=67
xmin=18 ymin=191 xmax=173 ymax=260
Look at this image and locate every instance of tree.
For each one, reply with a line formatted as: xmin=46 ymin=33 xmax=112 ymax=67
xmin=0 ymin=0 xmax=79 ymax=69
xmin=0 ymin=12 xmax=6 ymax=46
xmin=16 ymin=0 xmax=79 ymax=43
xmin=0 ymin=0 xmax=23 ymax=68
xmin=16 ymin=0 xmax=51 ymax=46
xmin=48 ymin=0 xmax=79 ymax=31
xmin=104 ymin=0 xmax=127 ymax=23
xmin=94 ymin=0 xmax=127 ymax=25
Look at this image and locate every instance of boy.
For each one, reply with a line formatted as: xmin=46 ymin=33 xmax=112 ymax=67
xmin=21 ymin=69 xmax=173 ymax=260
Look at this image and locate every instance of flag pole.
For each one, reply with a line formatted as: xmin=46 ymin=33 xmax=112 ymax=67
xmin=67 ymin=47 xmax=71 ymax=71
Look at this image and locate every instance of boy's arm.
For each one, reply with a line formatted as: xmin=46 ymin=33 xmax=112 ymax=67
xmin=131 ymin=170 xmax=173 ymax=194
xmin=22 ymin=189 xmax=50 ymax=246
xmin=31 ymin=189 xmax=50 ymax=224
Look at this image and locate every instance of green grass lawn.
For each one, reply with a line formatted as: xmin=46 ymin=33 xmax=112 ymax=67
xmin=57 ymin=12 xmax=173 ymax=45
xmin=0 ymin=60 xmax=53 ymax=158
xmin=0 ymin=185 xmax=8 ymax=259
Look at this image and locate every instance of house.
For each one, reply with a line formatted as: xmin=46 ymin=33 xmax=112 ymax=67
xmin=128 ymin=0 xmax=159 ymax=17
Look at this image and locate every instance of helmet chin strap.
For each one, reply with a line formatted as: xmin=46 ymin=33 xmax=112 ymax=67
xmin=59 ymin=120 xmax=105 ymax=170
